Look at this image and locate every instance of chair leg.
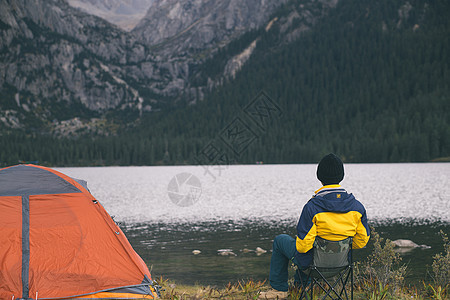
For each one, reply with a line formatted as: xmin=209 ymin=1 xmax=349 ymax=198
xmin=298 ymin=269 xmax=312 ymax=300
xmin=331 ymin=267 xmax=352 ymax=300
xmin=297 ymin=267 xmax=353 ymax=300
xmin=340 ymin=274 xmax=349 ymax=299
xmin=339 ymin=268 xmax=351 ymax=300
xmin=314 ymin=268 xmax=352 ymax=300
xmin=320 ymin=275 xmax=345 ymax=300
xmin=351 ymin=266 xmax=353 ymax=300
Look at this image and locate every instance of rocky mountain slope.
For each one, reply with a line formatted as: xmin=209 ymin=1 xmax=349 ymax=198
xmin=132 ymin=0 xmax=288 ymax=57
xmin=0 ymin=0 xmax=189 ymax=131
xmin=0 ymin=0 xmax=339 ymax=134
xmin=188 ymin=0 xmax=340 ymax=89
xmin=67 ymin=0 xmax=155 ymax=31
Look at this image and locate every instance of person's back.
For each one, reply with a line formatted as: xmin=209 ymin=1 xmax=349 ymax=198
xmin=295 ymin=183 xmax=370 ymax=266
xmin=259 ymin=153 xmax=370 ymax=300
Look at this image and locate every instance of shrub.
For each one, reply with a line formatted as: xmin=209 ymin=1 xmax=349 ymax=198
xmin=431 ymin=230 xmax=450 ymax=287
xmin=424 ymin=230 xmax=450 ymax=299
xmin=356 ymin=227 xmax=407 ymax=298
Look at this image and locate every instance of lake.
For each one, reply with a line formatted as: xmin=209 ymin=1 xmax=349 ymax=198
xmin=57 ymin=163 xmax=450 ymax=286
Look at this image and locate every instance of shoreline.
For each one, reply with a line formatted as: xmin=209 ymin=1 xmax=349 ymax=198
xmin=155 ymin=277 xmax=447 ymax=299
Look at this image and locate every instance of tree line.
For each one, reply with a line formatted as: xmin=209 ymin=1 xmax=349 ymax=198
xmin=1 ymin=0 xmax=449 ymax=166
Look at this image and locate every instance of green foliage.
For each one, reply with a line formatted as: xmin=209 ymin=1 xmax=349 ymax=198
xmin=356 ymin=228 xmax=407 ymax=298
xmin=367 ymin=282 xmax=390 ymax=300
xmin=423 ymin=230 xmax=450 ymax=299
xmin=155 ymin=276 xmax=265 ymax=299
xmin=432 ymin=231 xmax=450 ymax=288
xmin=423 ymin=283 xmax=448 ymax=300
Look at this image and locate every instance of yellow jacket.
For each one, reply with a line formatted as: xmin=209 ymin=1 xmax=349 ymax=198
xmin=295 ymin=185 xmax=370 ymax=266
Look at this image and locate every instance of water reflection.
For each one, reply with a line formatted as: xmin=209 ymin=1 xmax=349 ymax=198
xmin=123 ymin=219 xmax=449 ymax=286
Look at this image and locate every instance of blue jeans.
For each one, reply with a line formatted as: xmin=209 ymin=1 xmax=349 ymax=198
xmin=269 ymin=234 xmax=310 ymax=292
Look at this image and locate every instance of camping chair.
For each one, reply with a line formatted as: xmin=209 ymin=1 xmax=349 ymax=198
xmin=297 ymin=236 xmax=353 ymax=300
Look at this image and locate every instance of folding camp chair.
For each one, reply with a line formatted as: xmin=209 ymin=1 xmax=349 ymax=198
xmin=297 ymin=236 xmax=353 ymax=300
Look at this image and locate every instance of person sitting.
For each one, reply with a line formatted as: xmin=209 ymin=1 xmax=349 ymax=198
xmin=259 ymin=153 xmax=370 ymax=299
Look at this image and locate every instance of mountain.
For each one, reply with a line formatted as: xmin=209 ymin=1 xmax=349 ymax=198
xmin=67 ymin=0 xmax=155 ymax=31
xmin=0 ymin=0 xmax=190 ymax=132
xmin=188 ymin=0 xmax=341 ymax=87
xmin=132 ymin=0 xmax=288 ymax=57
xmin=0 ymin=0 xmax=294 ymax=133
xmin=1 ymin=0 xmax=449 ymax=165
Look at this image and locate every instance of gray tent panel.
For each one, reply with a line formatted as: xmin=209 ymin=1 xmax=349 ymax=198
xmin=109 ymin=275 xmax=154 ymax=294
xmin=38 ymin=276 xmax=156 ymax=299
xmin=0 ymin=165 xmax=81 ymax=196
xmin=72 ymin=177 xmax=90 ymax=192
xmin=22 ymin=195 xmax=30 ymax=299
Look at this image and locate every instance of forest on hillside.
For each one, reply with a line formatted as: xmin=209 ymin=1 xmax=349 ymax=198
xmin=1 ymin=0 xmax=449 ymax=166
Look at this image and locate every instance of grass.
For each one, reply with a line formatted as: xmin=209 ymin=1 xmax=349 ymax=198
xmin=154 ymin=229 xmax=449 ymax=299
xmin=155 ymin=277 xmax=448 ymax=299
xmin=155 ymin=276 xmax=265 ymax=299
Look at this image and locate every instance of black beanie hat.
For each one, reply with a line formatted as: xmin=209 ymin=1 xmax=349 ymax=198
xmin=316 ymin=153 xmax=344 ymax=185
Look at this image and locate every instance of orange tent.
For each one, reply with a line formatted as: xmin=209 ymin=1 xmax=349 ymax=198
xmin=0 ymin=164 xmax=159 ymax=299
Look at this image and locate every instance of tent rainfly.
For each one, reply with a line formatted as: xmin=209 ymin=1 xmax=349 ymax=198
xmin=0 ymin=164 xmax=159 ymax=299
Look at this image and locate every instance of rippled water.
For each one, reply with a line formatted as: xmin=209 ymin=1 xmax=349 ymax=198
xmin=58 ymin=163 xmax=450 ymax=224
xmin=58 ymin=163 xmax=450 ymax=285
